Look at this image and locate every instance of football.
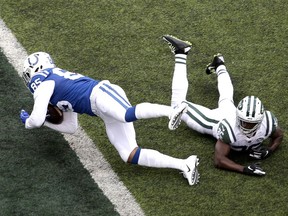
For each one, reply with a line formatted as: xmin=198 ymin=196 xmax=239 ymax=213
xmin=46 ymin=104 xmax=63 ymax=124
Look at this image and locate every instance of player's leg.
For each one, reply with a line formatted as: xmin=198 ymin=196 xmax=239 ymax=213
xmin=162 ymin=35 xmax=191 ymax=108
xmin=216 ymin=64 xmax=236 ymax=117
xmin=170 ymin=53 xmax=189 ymax=107
xmin=162 ymin=35 xmax=220 ymax=136
xmin=206 ymin=54 xmax=235 ymax=116
xmin=179 ymin=54 xmax=235 ymax=135
xmin=182 ymin=101 xmax=220 ymax=136
xmin=92 ymin=81 xmax=187 ymax=130
xmin=103 ymin=118 xmax=200 ymax=185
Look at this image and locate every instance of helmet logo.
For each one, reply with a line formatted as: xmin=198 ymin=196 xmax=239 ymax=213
xmin=28 ymin=54 xmax=39 ymax=66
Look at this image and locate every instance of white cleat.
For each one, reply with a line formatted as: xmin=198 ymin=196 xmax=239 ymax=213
xmin=168 ymin=103 xmax=188 ymax=130
xmin=182 ymin=155 xmax=200 ymax=186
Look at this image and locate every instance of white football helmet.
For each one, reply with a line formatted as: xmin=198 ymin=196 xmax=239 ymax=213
xmin=236 ymin=96 xmax=264 ymax=137
xmin=22 ymin=52 xmax=56 ymax=85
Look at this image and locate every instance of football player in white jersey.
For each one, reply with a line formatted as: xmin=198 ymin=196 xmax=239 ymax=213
xmin=162 ymin=35 xmax=283 ymax=176
xmin=19 ymin=51 xmax=200 ymax=185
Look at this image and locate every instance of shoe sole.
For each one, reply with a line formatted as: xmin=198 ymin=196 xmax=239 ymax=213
xmin=182 ymin=156 xmax=200 ymax=186
xmin=162 ymin=37 xmax=177 ymax=53
xmin=206 ymin=53 xmax=224 ymax=75
xmin=191 ymin=158 xmax=200 ymax=185
xmin=163 ymin=35 xmax=192 ymax=54
xmin=206 ymin=65 xmax=216 ymax=75
xmin=168 ymin=104 xmax=188 ymax=130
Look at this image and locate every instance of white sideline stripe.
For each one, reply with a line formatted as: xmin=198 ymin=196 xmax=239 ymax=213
xmin=0 ymin=19 xmax=145 ymax=216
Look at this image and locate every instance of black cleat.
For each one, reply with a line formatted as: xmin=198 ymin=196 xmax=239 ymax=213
xmin=163 ymin=35 xmax=192 ymax=54
xmin=205 ymin=53 xmax=225 ymax=75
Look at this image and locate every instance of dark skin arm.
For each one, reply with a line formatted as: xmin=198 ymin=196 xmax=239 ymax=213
xmin=214 ymin=126 xmax=284 ymax=173
xmin=267 ymin=127 xmax=283 ymax=152
xmin=214 ymin=139 xmax=245 ymax=173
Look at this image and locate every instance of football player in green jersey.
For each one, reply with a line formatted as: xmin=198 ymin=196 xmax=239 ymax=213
xmin=163 ymin=36 xmax=283 ymax=176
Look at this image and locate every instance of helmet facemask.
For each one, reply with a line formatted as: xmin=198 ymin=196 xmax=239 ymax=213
xmin=236 ymin=96 xmax=264 ymax=137
xmin=238 ymin=118 xmax=262 ymax=137
xmin=22 ymin=68 xmax=32 ymax=86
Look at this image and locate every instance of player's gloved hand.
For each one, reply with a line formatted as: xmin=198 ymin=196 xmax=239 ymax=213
xmin=20 ymin=109 xmax=30 ymax=124
xmin=249 ymin=147 xmax=272 ymax=160
xmin=243 ymin=163 xmax=266 ymax=176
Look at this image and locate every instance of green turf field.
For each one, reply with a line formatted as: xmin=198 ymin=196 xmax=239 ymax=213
xmin=1 ymin=1 xmax=288 ymax=215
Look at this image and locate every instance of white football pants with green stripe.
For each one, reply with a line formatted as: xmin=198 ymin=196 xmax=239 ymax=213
xmin=171 ymin=54 xmax=236 ymax=138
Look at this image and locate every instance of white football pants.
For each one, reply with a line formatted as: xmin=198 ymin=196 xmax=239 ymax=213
xmin=89 ymin=80 xmax=187 ymax=173
xmin=171 ymin=54 xmax=236 ymax=138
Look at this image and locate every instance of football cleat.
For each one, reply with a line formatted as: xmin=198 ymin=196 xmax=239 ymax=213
xmin=205 ymin=53 xmax=225 ymax=75
xmin=163 ymin=35 xmax=192 ymax=54
xmin=168 ymin=103 xmax=188 ymax=130
xmin=182 ymin=155 xmax=200 ymax=186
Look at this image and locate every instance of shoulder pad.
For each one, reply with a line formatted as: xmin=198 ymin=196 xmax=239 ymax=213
xmin=264 ymin=111 xmax=278 ymax=136
xmin=217 ymin=119 xmax=237 ymax=144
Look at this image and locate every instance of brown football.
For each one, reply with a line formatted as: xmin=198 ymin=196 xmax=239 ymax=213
xmin=46 ymin=104 xmax=63 ymax=124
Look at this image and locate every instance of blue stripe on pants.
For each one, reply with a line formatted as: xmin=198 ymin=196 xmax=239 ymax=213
xmin=103 ymin=83 xmax=131 ymax=107
xmin=99 ymin=85 xmax=130 ymax=110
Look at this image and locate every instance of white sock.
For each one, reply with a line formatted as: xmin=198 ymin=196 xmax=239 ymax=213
xmin=135 ymin=103 xmax=172 ymax=119
xmin=216 ymin=65 xmax=234 ymax=102
xmin=216 ymin=64 xmax=227 ymax=76
xmin=171 ymin=54 xmax=188 ymax=107
xmin=138 ymin=148 xmax=186 ymax=171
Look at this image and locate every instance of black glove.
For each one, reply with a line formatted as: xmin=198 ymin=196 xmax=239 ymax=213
xmin=243 ymin=163 xmax=266 ymax=176
xmin=249 ymin=147 xmax=272 ymax=160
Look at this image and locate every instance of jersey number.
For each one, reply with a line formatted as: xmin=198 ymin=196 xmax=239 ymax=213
xmin=30 ymin=78 xmax=42 ymax=91
xmin=53 ymin=68 xmax=83 ymax=80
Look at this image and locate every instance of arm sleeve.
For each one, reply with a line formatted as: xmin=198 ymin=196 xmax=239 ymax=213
xmin=43 ymin=111 xmax=78 ymax=134
xmin=25 ymin=80 xmax=55 ymax=129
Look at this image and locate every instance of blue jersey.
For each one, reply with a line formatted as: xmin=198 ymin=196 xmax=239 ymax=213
xmin=28 ymin=67 xmax=100 ymax=116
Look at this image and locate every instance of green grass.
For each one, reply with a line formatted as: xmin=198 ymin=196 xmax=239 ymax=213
xmin=1 ymin=0 xmax=288 ymax=215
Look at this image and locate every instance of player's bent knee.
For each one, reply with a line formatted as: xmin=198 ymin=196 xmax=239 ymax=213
xmin=118 ymin=149 xmax=135 ymax=163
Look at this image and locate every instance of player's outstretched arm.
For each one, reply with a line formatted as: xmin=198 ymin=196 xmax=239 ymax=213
xmin=268 ymin=127 xmax=284 ymax=152
xmin=249 ymin=127 xmax=283 ymax=160
xmin=214 ymin=139 xmax=265 ymax=176
xmin=214 ymin=139 xmax=244 ymax=172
